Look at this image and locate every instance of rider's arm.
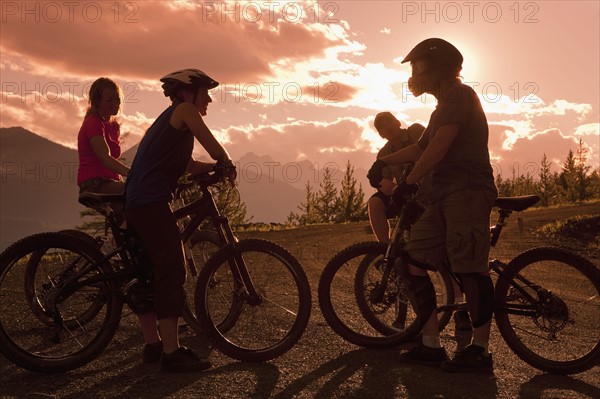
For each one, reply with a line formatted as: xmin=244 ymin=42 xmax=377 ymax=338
xmin=89 ymin=135 xmax=130 ymax=177
xmin=378 ymin=143 xmax=423 ymax=166
xmin=406 ymin=123 xmax=460 ymax=185
xmin=186 ymin=158 xmax=216 ymax=175
xmin=172 ymin=102 xmax=230 ymax=162
xmin=379 ymin=178 xmax=396 ymax=196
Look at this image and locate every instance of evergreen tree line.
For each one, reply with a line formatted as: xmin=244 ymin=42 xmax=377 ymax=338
xmin=289 ymin=140 xmax=600 ymax=226
xmin=79 ymin=140 xmax=598 ymax=231
xmin=496 ymin=139 xmax=600 ymax=207
xmin=287 ymin=161 xmax=368 ymax=226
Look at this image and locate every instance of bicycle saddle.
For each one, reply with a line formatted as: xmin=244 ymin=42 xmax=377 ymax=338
xmin=78 ymin=192 xmax=125 ymax=208
xmin=494 ymin=195 xmax=540 ymax=212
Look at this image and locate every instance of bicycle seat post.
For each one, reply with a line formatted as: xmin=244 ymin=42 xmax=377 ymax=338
xmin=490 ymin=209 xmax=512 ymax=247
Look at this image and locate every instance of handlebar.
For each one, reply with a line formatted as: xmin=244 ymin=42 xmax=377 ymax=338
xmin=174 ymin=171 xmax=226 ymax=199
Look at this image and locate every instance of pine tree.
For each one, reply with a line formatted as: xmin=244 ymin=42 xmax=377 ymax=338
xmin=337 ymin=161 xmax=367 ymax=222
xmin=558 ymin=149 xmax=578 ymax=203
xmin=211 ymin=182 xmax=250 ymax=226
xmin=589 ymin=168 xmax=600 ymax=200
xmin=314 ymin=166 xmax=339 ymax=223
xmin=495 ymin=174 xmax=513 ymax=197
xmin=175 ymin=179 xmax=250 ymax=226
xmin=538 ymin=154 xmax=557 ymax=207
xmin=287 ymin=180 xmax=317 ymax=225
xmin=575 ymin=138 xmax=592 ymax=201
xmin=78 ymin=208 xmax=107 ymax=235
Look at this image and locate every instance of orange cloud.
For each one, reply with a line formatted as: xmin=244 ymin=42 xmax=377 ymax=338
xmin=1 ymin=2 xmax=344 ymax=83
xmin=303 ymin=81 xmax=358 ymax=103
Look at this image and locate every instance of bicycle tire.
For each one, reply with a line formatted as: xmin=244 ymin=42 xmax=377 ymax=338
xmin=58 ymin=229 xmax=100 ymax=247
xmin=354 ymin=246 xmax=454 ymax=336
xmin=0 ymin=232 xmax=123 ymax=373
xmin=194 ymin=239 xmax=311 ymax=361
xmin=181 ymin=229 xmax=220 ymax=334
xmin=494 ymin=247 xmax=600 ymax=374
xmin=24 ymin=229 xmax=102 ymax=327
xmin=319 ymin=242 xmax=411 ymax=347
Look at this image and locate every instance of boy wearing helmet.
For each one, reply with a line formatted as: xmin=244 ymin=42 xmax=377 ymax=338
xmin=368 ymin=39 xmax=498 ymax=373
xmin=368 ymin=112 xmax=424 ymax=243
xmin=125 ymin=68 xmax=236 ymax=372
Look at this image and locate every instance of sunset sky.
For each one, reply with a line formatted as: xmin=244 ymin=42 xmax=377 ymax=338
xmin=1 ymin=0 xmax=599 ymax=181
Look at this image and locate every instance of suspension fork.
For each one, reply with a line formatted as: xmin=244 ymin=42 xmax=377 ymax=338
xmin=214 ymin=215 xmax=262 ymax=303
xmin=370 ymin=228 xmax=408 ymax=302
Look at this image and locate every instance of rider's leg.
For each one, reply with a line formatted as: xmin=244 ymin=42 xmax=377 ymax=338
xmin=157 ymin=317 xmax=181 ymax=353
xmin=126 ymin=203 xmax=187 ymax=352
xmin=458 ymin=272 xmax=494 ymax=352
xmin=368 ymin=195 xmax=390 ymax=243
xmin=444 ymin=189 xmax=496 ymax=354
xmin=405 ymin=263 xmax=440 ymax=347
xmin=138 ymin=312 xmax=161 ymax=344
xmin=402 ymin=202 xmax=446 ymax=347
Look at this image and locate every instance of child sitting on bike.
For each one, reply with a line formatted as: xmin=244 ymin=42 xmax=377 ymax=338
xmin=368 ymin=38 xmax=498 ymax=373
xmin=125 ymin=69 xmax=236 ymax=373
xmin=77 ymin=78 xmax=130 ymax=204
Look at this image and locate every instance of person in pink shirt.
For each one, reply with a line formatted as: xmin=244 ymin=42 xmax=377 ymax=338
xmin=77 ymin=77 xmax=130 ymax=196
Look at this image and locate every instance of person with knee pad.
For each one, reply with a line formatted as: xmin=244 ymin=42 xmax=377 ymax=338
xmin=368 ymin=38 xmax=498 ymax=373
xmin=367 ymin=112 xmax=424 ymax=243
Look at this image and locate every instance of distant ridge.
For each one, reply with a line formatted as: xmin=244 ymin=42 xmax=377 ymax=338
xmin=1 ymin=127 xmax=83 ymax=249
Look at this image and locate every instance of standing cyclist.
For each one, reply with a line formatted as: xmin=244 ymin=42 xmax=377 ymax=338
xmin=368 ymin=38 xmax=498 ymax=373
xmin=125 ymin=69 xmax=236 ymax=373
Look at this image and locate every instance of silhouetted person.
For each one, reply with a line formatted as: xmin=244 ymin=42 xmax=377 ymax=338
xmin=125 ymin=69 xmax=236 ymax=373
xmin=368 ymin=38 xmax=498 ymax=373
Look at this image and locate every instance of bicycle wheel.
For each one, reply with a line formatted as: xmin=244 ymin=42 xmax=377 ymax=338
xmin=495 ymin=247 xmax=600 ymax=374
xmin=354 ymin=247 xmax=454 ymax=336
xmin=24 ymin=229 xmax=102 ymax=327
xmin=194 ymin=239 xmax=311 ymax=361
xmin=319 ymin=242 xmax=453 ymax=348
xmin=0 ymin=233 xmax=122 ymax=373
xmin=181 ymin=229 xmax=221 ymax=334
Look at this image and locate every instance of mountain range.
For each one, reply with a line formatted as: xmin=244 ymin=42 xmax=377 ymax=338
xmin=0 ymin=127 xmax=371 ymax=249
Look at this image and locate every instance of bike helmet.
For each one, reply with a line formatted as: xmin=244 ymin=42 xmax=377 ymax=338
xmin=160 ymin=68 xmax=219 ymax=98
xmin=401 ymin=38 xmax=463 ymax=68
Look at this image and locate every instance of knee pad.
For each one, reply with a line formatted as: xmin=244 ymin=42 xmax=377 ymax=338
xmin=405 ymin=274 xmax=436 ymax=328
xmin=458 ymin=273 xmax=495 ymax=328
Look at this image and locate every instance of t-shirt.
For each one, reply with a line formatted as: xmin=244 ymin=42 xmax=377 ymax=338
xmin=417 ymin=82 xmax=498 ymax=202
xmin=77 ymin=114 xmax=121 ymax=185
xmin=125 ymin=106 xmax=194 ymax=209
xmin=377 ymin=123 xmax=424 ymax=182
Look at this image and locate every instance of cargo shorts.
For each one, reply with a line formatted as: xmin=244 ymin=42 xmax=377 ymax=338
xmin=404 ymin=189 xmax=496 ymax=274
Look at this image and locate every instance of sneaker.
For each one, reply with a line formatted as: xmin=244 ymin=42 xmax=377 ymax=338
xmin=142 ymin=341 xmax=163 ymax=364
xmin=398 ymin=344 xmax=449 ymax=367
xmin=160 ymin=347 xmax=212 ymax=373
xmin=453 ymin=310 xmax=473 ymax=331
xmin=442 ymin=344 xmax=494 ymax=373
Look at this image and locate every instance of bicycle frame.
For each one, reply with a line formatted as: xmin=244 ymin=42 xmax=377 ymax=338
xmin=54 ymin=173 xmax=263 ymax=318
xmin=173 ymin=178 xmax=262 ymax=302
xmin=372 ymin=193 xmax=544 ymax=319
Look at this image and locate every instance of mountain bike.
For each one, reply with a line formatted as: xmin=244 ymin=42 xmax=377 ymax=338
xmin=0 ymin=171 xmax=312 ymax=372
xmin=22 ymin=183 xmax=223 ymax=336
xmin=319 ymin=193 xmax=600 ymax=374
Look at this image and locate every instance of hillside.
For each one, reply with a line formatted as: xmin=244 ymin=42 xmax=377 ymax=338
xmin=0 ymin=127 xmax=84 ymax=249
xmin=1 ymin=127 xmax=368 ymax=247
